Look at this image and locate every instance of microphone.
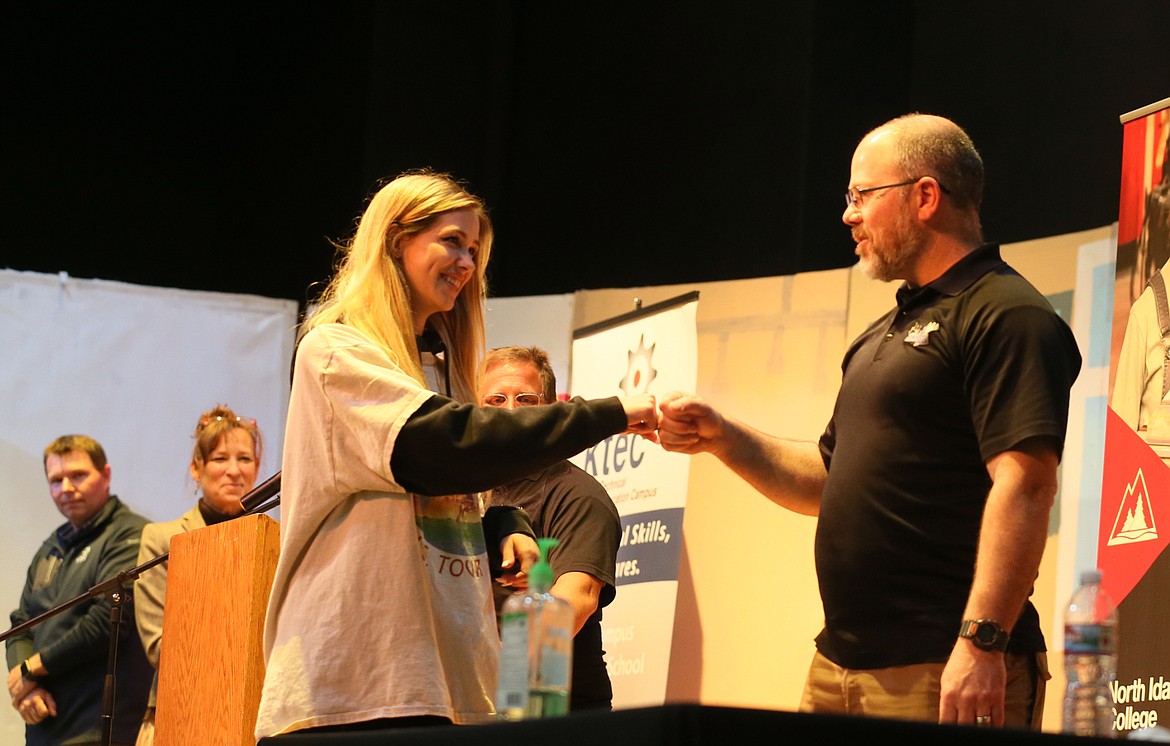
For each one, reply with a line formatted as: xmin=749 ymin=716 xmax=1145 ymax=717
xmin=242 ymin=471 xmax=281 ymax=513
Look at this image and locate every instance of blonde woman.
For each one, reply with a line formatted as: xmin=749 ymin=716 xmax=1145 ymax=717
xmin=256 ymin=171 xmax=656 ymax=738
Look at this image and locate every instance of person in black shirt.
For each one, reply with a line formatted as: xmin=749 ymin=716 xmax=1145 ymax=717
xmin=480 ymin=346 xmax=621 ymax=710
xmin=657 ymin=114 xmax=1080 ymax=730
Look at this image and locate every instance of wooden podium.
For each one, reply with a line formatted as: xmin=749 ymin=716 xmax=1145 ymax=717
xmin=154 ymin=514 xmax=280 ymax=746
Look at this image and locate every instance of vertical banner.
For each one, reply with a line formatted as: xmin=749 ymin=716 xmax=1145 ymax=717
xmin=1101 ymin=96 xmax=1170 ymax=735
xmin=569 ymin=293 xmax=698 ymax=708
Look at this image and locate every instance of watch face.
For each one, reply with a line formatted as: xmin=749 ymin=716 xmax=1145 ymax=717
xmin=975 ymin=623 xmax=997 ymax=643
xmin=961 ymin=619 xmax=1007 ymax=651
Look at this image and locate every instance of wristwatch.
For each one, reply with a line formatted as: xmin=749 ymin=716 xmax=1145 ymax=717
xmin=959 ymin=618 xmax=1010 ymax=652
xmin=19 ymin=658 xmax=41 ymax=682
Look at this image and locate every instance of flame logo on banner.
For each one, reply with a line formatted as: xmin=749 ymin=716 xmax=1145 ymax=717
xmin=1108 ymin=468 xmax=1160 ymax=546
xmin=619 ymin=334 xmax=657 ymax=395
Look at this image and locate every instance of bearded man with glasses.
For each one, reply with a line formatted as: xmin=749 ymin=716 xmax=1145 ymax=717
xmin=658 ymin=114 xmax=1081 ymax=730
xmin=479 ymin=345 xmax=621 ymax=712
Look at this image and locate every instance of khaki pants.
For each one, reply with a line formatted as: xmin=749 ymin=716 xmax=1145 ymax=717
xmin=799 ymin=649 xmax=1049 ymax=729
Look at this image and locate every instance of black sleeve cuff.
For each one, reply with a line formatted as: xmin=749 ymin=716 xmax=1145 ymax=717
xmin=483 ymin=505 xmax=536 ymax=578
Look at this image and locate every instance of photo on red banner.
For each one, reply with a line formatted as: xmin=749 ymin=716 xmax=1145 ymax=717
xmin=1110 ymin=107 xmax=1170 ymax=429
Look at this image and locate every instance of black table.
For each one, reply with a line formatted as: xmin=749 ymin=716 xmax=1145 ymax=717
xmin=259 ymin=704 xmax=1118 ymax=745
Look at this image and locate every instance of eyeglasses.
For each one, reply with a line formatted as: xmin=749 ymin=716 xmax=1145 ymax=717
xmin=844 ymin=177 xmax=950 ymax=210
xmin=481 ymin=392 xmax=543 ymax=407
xmin=197 ymin=415 xmax=258 ymax=432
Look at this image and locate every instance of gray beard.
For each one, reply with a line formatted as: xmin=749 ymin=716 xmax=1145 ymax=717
xmin=858 ymin=214 xmax=927 ymax=283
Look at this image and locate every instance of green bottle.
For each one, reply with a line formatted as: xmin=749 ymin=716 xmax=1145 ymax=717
xmin=497 ymin=538 xmax=574 ymax=719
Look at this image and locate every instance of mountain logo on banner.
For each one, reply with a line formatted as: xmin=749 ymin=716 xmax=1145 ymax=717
xmin=1099 ymin=408 xmax=1170 ymax=604
xmin=619 ymin=334 xmax=657 ymax=395
xmin=1108 ymin=468 xmax=1160 ymax=545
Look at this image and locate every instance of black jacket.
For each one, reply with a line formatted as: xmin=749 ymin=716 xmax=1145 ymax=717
xmin=6 ymin=496 xmax=154 ymax=746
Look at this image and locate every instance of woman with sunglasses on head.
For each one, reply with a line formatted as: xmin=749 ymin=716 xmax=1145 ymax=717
xmin=133 ymin=405 xmax=262 ymax=746
xmin=255 ymin=170 xmax=657 ymax=738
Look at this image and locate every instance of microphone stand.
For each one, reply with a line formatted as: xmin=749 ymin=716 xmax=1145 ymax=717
xmin=1 ymin=472 xmax=281 ymax=746
xmin=241 ymin=471 xmax=282 ymax=515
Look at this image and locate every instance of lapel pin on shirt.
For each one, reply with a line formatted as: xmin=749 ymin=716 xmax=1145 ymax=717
xmin=904 ymin=321 xmax=940 ymax=348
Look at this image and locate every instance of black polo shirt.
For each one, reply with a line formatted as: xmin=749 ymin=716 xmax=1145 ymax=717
xmin=814 ymin=244 xmax=1081 ymax=669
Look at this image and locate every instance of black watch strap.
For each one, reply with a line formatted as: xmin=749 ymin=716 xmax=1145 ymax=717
xmin=20 ymin=658 xmax=42 ymax=682
xmin=958 ymin=618 xmax=1010 ymax=652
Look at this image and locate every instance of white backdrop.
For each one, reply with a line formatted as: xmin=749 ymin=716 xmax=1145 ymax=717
xmin=0 ymin=269 xmax=296 ymax=742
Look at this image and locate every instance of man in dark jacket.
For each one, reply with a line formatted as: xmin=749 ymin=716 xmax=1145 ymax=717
xmin=6 ymin=435 xmax=153 ymax=746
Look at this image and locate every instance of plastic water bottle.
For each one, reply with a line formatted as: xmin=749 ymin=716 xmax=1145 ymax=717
xmin=497 ymin=538 xmax=574 ymax=719
xmin=1063 ymin=569 xmax=1118 ymax=737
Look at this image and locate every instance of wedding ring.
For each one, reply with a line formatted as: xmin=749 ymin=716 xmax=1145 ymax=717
xmin=975 ymin=714 xmax=991 ymax=726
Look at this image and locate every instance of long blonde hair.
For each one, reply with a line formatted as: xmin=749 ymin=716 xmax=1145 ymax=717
xmin=304 ymin=170 xmax=494 ymax=402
